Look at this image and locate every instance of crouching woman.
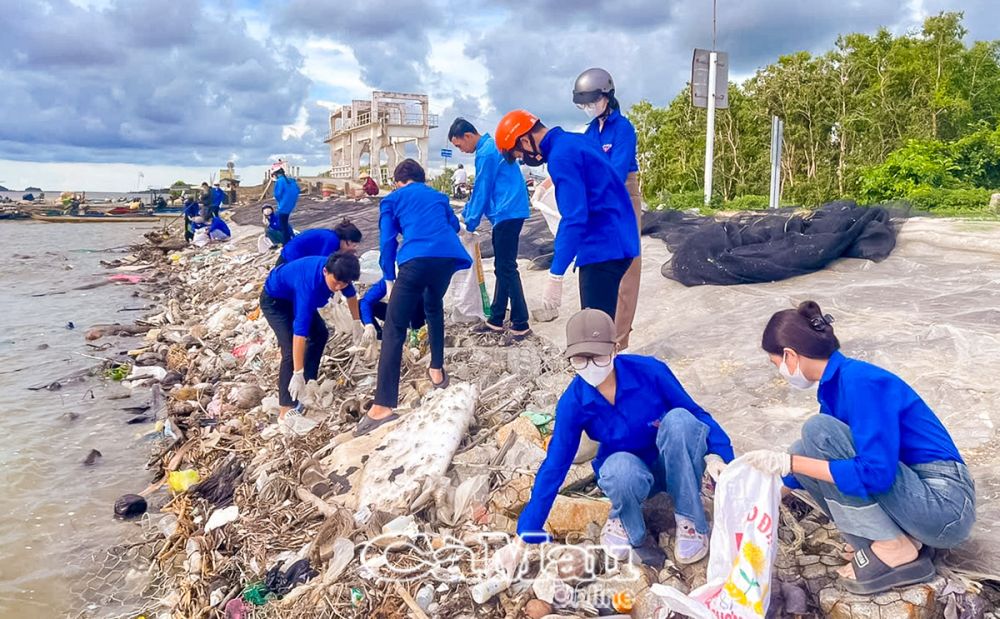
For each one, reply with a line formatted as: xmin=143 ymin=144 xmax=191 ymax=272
xmin=743 ymin=301 xmax=975 ymax=594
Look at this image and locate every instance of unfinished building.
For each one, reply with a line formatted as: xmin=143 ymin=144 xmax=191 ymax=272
xmin=324 ymin=91 xmax=438 ymax=185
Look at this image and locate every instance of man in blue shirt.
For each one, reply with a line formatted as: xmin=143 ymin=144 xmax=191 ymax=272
xmin=575 ymin=68 xmax=643 ymax=350
xmin=272 ymin=166 xmax=301 ymax=244
xmin=210 ymin=183 xmax=227 ymax=219
xmin=358 ymin=277 xmax=426 ymax=343
xmin=449 ymin=117 xmax=532 ymax=338
xmin=494 ymin=110 xmax=639 ymax=321
xmin=259 ymin=252 xmax=361 ymax=418
xmin=495 ymin=309 xmax=733 ymax=571
xmin=277 ymin=221 xmax=363 ymax=266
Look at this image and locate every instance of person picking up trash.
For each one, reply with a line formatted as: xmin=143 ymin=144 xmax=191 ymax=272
xmin=276 ymin=219 xmax=363 ymax=266
xmin=494 ymin=110 xmax=638 ymax=320
xmin=574 ymin=68 xmax=643 ymax=351
xmin=272 ymin=164 xmax=300 ymax=244
xmin=741 ymin=301 xmax=975 ymax=595
xmin=449 ymin=117 xmax=532 ymax=339
xmin=495 ymin=309 xmax=734 ymax=573
xmin=356 ymin=159 xmax=472 ymax=437
xmin=259 ymin=252 xmax=361 ymax=420
xmin=358 ymin=276 xmax=426 ymax=344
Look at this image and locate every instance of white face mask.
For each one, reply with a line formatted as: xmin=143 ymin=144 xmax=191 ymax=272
xmin=779 ymin=353 xmax=816 ymax=390
xmin=577 ymin=360 xmax=614 ymax=387
xmin=579 ymin=98 xmax=608 ymax=119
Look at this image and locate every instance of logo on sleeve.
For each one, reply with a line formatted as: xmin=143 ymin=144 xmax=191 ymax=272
xmin=602 ymin=144 xmax=612 ymax=152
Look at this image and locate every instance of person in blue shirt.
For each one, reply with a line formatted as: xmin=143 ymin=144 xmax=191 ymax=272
xmin=277 ymin=220 xmax=363 ymax=266
xmin=210 ymin=183 xmax=227 ymax=219
xmin=272 ymin=167 xmax=301 ymax=244
xmin=357 ymin=159 xmax=472 ymax=437
xmin=259 ymin=252 xmax=361 ymax=419
xmin=574 ymin=68 xmax=643 ymax=351
xmin=494 ymin=309 xmax=733 ymax=573
xmin=183 ymin=198 xmax=202 ymax=242
xmin=494 ymin=110 xmax=639 ymax=321
xmin=358 ymin=277 xmax=426 ymax=343
xmin=261 ymin=205 xmax=284 ymax=246
xmin=743 ymin=301 xmax=975 ymax=595
xmin=449 ymin=117 xmax=532 ymax=338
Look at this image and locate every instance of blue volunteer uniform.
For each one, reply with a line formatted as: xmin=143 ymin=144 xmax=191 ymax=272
xmin=584 ymin=108 xmax=639 ymax=181
xmin=461 ymin=133 xmax=530 ymax=232
xmin=274 ymin=175 xmax=300 ymax=215
xmin=539 ymin=127 xmax=639 ymax=276
xmin=211 ymin=186 xmax=227 ymax=209
xmin=784 ymin=351 xmax=965 ymax=497
xmin=263 ymin=256 xmax=356 ymax=337
xmin=281 ymin=229 xmax=343 ymax=263
xmin=517 ymin=354 xmax=733 ymax=541
xmin=379 ymin=182 xmax=472 ymax=281
xmin=359 ymin=279 xmax=387 ymax=326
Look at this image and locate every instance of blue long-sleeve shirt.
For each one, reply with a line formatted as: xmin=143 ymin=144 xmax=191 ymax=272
xmin=461 ymin=133 xmax=530 ymax=232
xmin=359 ymin=279 xmax=387 ymax=325
xmin=211 ymin=187 xmax=227 ymax=208
xmin=274 ymin=175 xmax=300 ymax=215
xmin=263 ymin=256 xmax=356 ymax=337
xmin=379 ymin=182 xmax=472 ymax=281
xmin=539 ymin=127 xmax=639 ymax=276
xmin=584 ymin=108 xmax=639 ymax=181
xmin=280 ymin=229 xmax=343 ymax=263
xmin=516 ymin=354 xmax=734 ymax=542
xmin=784 ymin=351 xmax=964 ymax=498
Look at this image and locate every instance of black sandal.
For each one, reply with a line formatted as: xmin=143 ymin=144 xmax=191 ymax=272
xmin=353 ymin=413 xmax=399 ymax=437
xmin=839 ymin=542 xmax=936 ymax=595
xmin=429 ymin=368 xmax=449 ymax=389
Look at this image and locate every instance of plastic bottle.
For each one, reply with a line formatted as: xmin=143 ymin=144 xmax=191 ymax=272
xmin=470 ymin=576 xmax=511 ymax=604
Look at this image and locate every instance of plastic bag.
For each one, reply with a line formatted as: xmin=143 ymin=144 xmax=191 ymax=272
xmin=650 ymin=459 xmax=781 ymax=618
xmin=532 ymin=181 xmax=561 ymax=236
xmin=447 ymin=235 xmax=485 ymax=323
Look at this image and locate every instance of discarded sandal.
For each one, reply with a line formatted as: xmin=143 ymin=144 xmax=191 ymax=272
xmin=839 ymin=542 xmax=936 ymax=595
xmin=353 ymin=412 xmax=399 ymax=437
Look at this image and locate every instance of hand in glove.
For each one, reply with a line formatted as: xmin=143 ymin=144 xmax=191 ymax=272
xmin=704 ymin=454 xmax=727 ymax=481
xmin=288 ymin=370 xmax=306 ymax=402
xmin=542 ymin=274 xmax=563 ymax=311
xmin=360 ymin=324 xmax=377 ymax=348
xmin=741 ymin=450 xmax=792 ymax=477
xmin=351 ymin=319 xmax=365 ymax=346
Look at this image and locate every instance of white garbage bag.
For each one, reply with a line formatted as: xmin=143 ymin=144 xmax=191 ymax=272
xmin=532 ymin=180 xmax=561 ymax=236
xmin=650 ymin=459 xmax=782 ymax=618
xmin=446 ymin=235 xmax=484 ymax=323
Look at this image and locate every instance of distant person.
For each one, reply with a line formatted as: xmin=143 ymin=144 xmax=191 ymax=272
xmin=363 ymin=175 xmax=380 ymax=197
xmin=743 ymin=301 xmax=975 ymax=594
xmin=359 ymin=277 xmax=426 ymax=343
xmin=199 ymin=182 xmax=212 ymax=218
xmin=260 ymin=252 xmax=362 ymax=419
xmin=183 ymin=198 xmax=201 ymax=242
xmin=356 ymin=159 xmax=472 ymax=437
xmin=211 ymin=183 xmax=226 ymax=218
xmin=574 ymin=68 xmax=643 ymax=351
xmin=261 ymin=205 xmax=284 ymax=246
xmin=494 ymin=109 xmax=639 ymax=321
xmin=229 ymin=187 xmax=238 ymax=206
xmin=452 ymin=163 xmax=468 ymax=190
xmin=272 ymin=166 xmax=300 ymax=244
xmin=449 ymin=117 xmax=532 ymax=339
xmin=277 ymin=220 xmax=363 ymax=266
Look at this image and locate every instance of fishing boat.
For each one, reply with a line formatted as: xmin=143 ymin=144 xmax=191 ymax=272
xmin=30 ymin=212 xmax=160 ymax=223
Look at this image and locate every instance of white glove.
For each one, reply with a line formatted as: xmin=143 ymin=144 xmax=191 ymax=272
xmin=741 ymin=450 xmax=792 ymax=477
xmin=542 ymin=274 xmax=563 ymax=310
xmin=351 ymin=319 xmax=365 ymax=345
xmin=288 ymin=370 xmax=306 ymax=402
xmin=360 ymin=324 xmax=377 ymax=348
xmin=491 ymin=540 xmax=524 ymax=579
xmin=704 ymin=454 xmax=727 ymax=481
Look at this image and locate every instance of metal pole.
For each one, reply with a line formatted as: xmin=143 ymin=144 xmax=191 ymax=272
xmin=776 ymin=118 xmax=784 ymax=206
xmin=703 ymin=51 xmax=718 ymax=205
xmin=769 ymin=116 xmax=778 ymax=209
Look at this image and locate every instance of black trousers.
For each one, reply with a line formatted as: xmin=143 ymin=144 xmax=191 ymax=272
xmin=260 ymin=291 xmax=328 ymax=406
xmin=371 ymin=298 xmax=426 ymax=340
xmin=488 ymin=218 xmax=529 ymax=331
xmin=278 ymin=213 xmax=294 ymax=245
xmin=578 ymin=257 xmax=633 ymax=320
xmin=374 ymin=258 xmax=456 ymax=408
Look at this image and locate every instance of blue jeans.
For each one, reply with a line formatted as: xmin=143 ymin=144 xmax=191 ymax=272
xmin=791 ymin=415 xmax=976 ymax=549
xmin=597 ymin=408 xmax=709 ymax=545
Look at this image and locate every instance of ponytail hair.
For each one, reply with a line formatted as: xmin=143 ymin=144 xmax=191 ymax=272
xmin=333 ymin=218 xmax=362 ymax=243
xmin=761 ymin=301 xmax=840 ymax=359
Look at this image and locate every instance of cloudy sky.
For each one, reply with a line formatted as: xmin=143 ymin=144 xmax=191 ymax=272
xmin=0 ymin=0 xmax=994 ymax=191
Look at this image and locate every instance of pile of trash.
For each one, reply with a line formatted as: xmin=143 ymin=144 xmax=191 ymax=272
xmin=77 ymin=221 xmax=998 ymax=619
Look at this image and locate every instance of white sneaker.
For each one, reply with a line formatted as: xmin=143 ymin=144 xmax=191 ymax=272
xmin=601 ymin=517 xmax=631 ymax=561
xmin=674 ymin=516 xmax=708 ymax=564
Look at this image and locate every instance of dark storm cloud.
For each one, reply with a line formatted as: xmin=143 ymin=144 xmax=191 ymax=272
xmin=0 ymin=0 xmax=312 ymax=166
xmin=271 ymin=0 xmax=445 ymax=92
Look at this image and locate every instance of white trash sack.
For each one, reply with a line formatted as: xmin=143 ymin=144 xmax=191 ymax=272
xmin=650 ymin=459 xmax=782 ymax=618
xmin=446 ymin=234 xmax=484 ymax=323
xmin=531 ymin=180 xmax=561 ymax=236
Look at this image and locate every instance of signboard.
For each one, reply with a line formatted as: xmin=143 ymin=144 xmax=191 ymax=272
xmin=691 ymin=49 xmax=729 ymax=109
xmin=440 ymin=148 xmax=453 ymax=158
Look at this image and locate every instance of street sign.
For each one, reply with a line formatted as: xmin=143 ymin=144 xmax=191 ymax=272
xmin=691 ymin=49 xmax=729 ymax=109
xmin=440 ymin=148 xmax=453 ymax=158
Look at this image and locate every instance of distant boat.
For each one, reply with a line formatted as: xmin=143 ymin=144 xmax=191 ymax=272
xmin=30 ymin=213 xmax=159 ymax=223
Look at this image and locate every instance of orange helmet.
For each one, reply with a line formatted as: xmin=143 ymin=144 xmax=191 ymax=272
xmin=495 ymin=110 xmax=540 ymax=152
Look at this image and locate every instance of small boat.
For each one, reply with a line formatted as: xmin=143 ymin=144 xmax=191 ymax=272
xmin=30 ymin=213 xmax=160 ymax=223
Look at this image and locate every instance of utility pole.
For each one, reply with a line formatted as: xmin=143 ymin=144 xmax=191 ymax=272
xmin=769 ymin=116 xmax=784 ymax=209
xmin=702 ymin=0 xmax=719 ymax=205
